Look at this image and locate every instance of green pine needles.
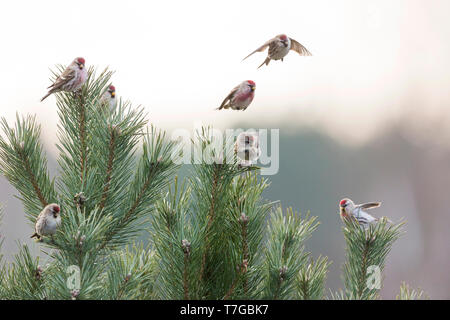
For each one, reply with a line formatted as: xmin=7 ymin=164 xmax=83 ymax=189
xmin=0 ymin=67 xmax=426 ymax=300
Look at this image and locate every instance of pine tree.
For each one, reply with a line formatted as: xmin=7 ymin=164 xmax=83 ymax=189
xmin=0 ymin=67 xmax=426 ymax=300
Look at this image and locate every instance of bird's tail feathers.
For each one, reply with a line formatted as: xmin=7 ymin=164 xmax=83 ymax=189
xmin=257 ymin=57 xmax=271 ymax=69
xmin=217 ymin=103 xmax=229 ymax=110
xmin=40 ymin=92 xmax=52 ymax=102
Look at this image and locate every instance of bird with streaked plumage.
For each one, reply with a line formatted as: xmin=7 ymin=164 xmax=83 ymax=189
xmin=31 ymin=203 xmax=61 ymax=241
xmin=339 ymin=198 xmax=384 ymax=227
xmin=217 ymin=80 xmax=256 ymax=111
xmin=243 ymin=34 xmax=311 ymax=68
xmin=41 ymin=57 xmax=87 ymax=102
xmin=100 ymin=85 xmax=117 ymax=113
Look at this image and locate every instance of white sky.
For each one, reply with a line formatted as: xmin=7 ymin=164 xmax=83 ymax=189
xmin=1 ymin=0 xmax=450 ymax=151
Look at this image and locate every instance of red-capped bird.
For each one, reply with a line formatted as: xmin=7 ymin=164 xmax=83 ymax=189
xmin=339 ymin=198 xmax=382 ymax=227
xmin=217 ymin=80 xmax=256 ymax=111
xmin=100 ymin=85 xmax=117 ymax=112
xmin=31 ymin=203 xmax=62 ymax=240
xmin=41 ymin=57 xmax=88 ymax=102
xmin=243 ymin=34 xmax=311 ymax=68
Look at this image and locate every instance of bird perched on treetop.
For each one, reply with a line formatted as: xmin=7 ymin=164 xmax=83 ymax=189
xmin=339 ymin=198 xmax=384 ymax=227
xmin=217 ymin=80 xmax=256 ymax=111
xmin=41 ymin=57 xmax=88 ymax=102
xmin=243 ymin=34 xmax=311 ymax=68
xmin=31 ymin=203 xmax=61 ymax=240
xmin=100 ymin=85 xmax=117 ymax=112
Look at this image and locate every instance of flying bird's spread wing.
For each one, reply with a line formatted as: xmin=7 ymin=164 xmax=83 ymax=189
xmin=289 ymin=38 xmax=312 ymax=56
xmin=358 ymin=202 xmax=381 ymax=210
xmin=217 ymin=86 xmax=238 ymax=110
xmin=48 ymin=67 xmax=76 ymax=90
xmin=242 ymin=38 xmax=275 ymax=61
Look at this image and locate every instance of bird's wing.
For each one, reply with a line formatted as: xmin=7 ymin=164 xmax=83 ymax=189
xmin=289 ymin=38 xmax=312 ymax=56
xmin=48 ymin=67 xmax=76 ymax=90
xmin=242 ymin=38 xmax=275 ymax=60
xmin=34 ymin=215 xmax=47 ymax=234
xmin=357 ymin=202 xmax=381 ymax=210
xmin=218 ymin=86 xmax=238 ymax=110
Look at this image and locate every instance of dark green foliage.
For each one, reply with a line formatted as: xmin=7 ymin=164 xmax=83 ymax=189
xmin=0 ymin=65 xmax=422 ymax=300
xmin=341 ymin=217 xmax=404 ymax=299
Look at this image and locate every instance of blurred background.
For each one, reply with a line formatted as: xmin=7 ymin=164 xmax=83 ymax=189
xmin=1 ymin=0 xmax=450 ymax=298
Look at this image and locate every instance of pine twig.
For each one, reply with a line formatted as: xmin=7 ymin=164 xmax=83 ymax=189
xmin=16 ymin=146 xmax=48 ymax=207
xmin=200 ymin=163 xmax=221 ymax=281
xmin=99 ymin=126 xmax=118 ymax=210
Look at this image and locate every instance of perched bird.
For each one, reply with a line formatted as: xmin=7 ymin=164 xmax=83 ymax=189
xmin=100 ymin=85 xmax=117 ymax=112
xmin=339 ymin=198 xmax=382 ymax=227
xmin=234 ymin=132 xmax=261 ymax=167
xmin=31 ymin=203 xmax=61 ymax=240
xmin=243 ymin=34 xmax=311 ymax=68
xmin=217 ymin=80 xmax=256 ymax=111
xmin=41 ymin=57 xmax=88 ymax=102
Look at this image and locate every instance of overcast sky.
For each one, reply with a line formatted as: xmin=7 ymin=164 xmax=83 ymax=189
xmin=1 ymin=0 xmax=450 ymax=151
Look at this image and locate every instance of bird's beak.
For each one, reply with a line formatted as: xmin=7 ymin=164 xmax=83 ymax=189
xmin=79 ymin=64 xmax=84 ymax=69
xmin=251 ymin=86 xmax=255 ymax=91
xmin=111 ymin=92 xmax=115 ymax=97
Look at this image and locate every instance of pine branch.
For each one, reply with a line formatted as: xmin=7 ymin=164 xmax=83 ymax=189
xmin=100 ymin=128 xmax=178 ymax=249
xmin=262 ymin=207 xmax=319 ymax=300
xmin=100 ymin=244 xmax=157 ymax=300
xmin=342 ymin=217 xmax=404 ymax=300
xmin=0 ymin=244 xmax=46 ymax=300
xmin=396 ymin=282 xmax=429 ymax=300
xmin=199 ymin=162 xmax=223 ymax=281
xmin=296 ymin=256 xmax=330 ymax=300
xmin=0 ymin=114 xmax=57 ymax=220
xmin=56 ymin=67 xmax=114 ymax=213
xmin=152 ymin=179 xmax=202 ymax=299
xmin=99 ymin=126 xmax=119 ymax=210
xmin=92 ymin=101 xmax=147 ymax=214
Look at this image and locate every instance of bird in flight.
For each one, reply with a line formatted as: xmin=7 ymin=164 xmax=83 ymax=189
xmin=243 ymin=34 xmax=311 ymax=68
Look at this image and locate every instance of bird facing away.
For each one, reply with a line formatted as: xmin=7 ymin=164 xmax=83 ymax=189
xmin=339 ymin=198 xmax=382 ymax=227
xmin=243 ymin=34 xmax=312 ymax=68
xmin=100 ymin=85 xmax=117 ymax=112
xmin=217 ymin=80 xmax=256 ymax=111
xmin=41 ymin=57 xmax=88 ymax=102
xmin=234 ymin=132 xmax=261 ymax=167
xmin=31 ymin=203 xmax=61 ymax=240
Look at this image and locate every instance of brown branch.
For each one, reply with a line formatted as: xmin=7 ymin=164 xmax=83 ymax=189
xmin=200 ymin=164 xmax=221 ymax=281
xmin=273 ymin=266 xmax=287 ymax=300
xmin=357 ymin=239 xmax=371 ymax=298
xmin=182 ymin=239 xmax=191 ymax=300
xmin=183 ymin=254 xmax=190 ymax=299
xmin=240 ymin=213 xmax=249 ymax=295
xmin=299 ymin=278 xmax=310 ymax=300
xmin=99 ymin=128 xmax=117 ymax=210
xmin=99 ymin=161 xmax=159 ymax=250
xmin=17 ymin=147 xmax=47 ymax=207
xmin=224 ymin=260 xmax=248 ymax=300
xmin=78 ymin=94 xmax=87 ymax=185
xmin=123 ymin=169 xmax=153 ymax=223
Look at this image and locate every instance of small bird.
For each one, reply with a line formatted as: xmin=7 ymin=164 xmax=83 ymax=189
xmin=100 ymin=85 xmax=117 ymax=112
xmin=234 ymin=132 xmax=261 ymax=167
xmin=31 ymin=203 xmax=61 ymax=240
xmin=243 ymin=34 xmax=311 ymax=68
xmin=339 ymin=198 xmax=382 ymax=227
xmin=217 ymin=80 xmax=256 ymax=111
xmin=41 ymin=57 xmax=88 ymax=102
